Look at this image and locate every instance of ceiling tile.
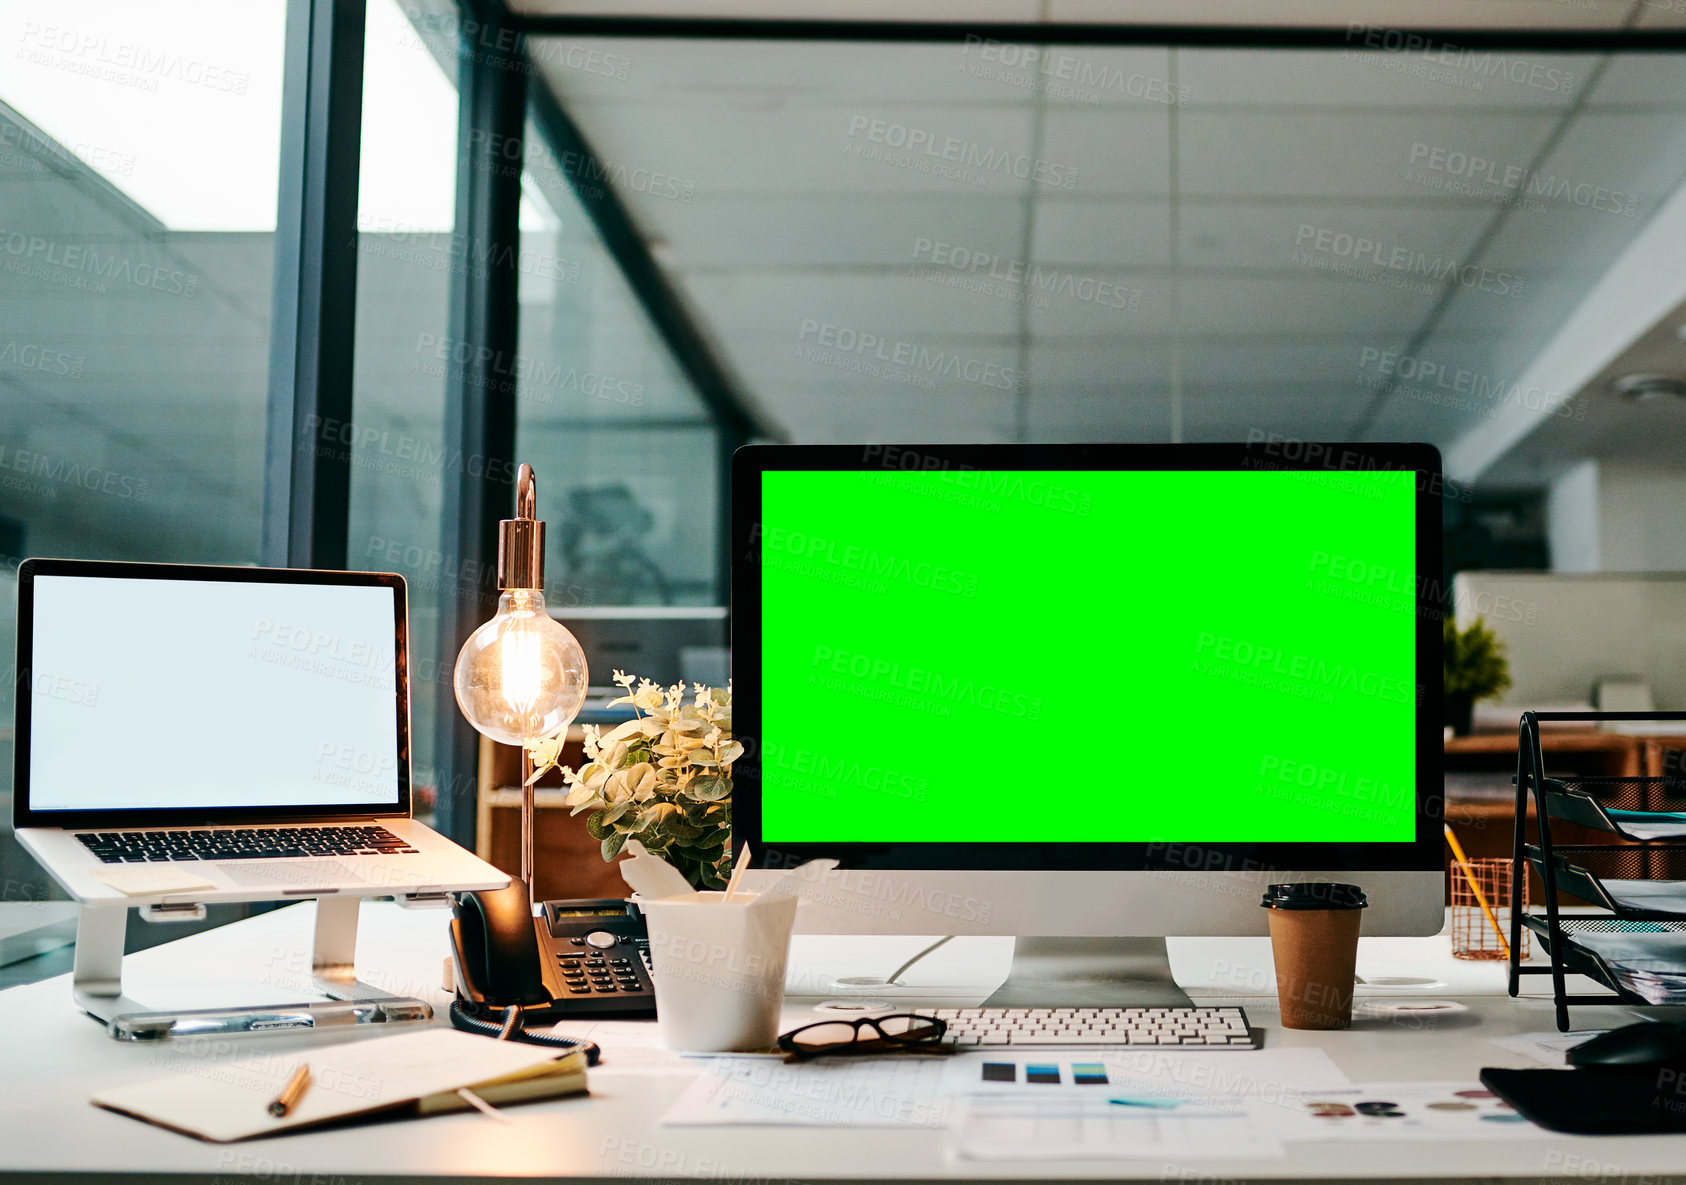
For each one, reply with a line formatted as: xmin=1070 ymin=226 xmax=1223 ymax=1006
xmin=1179 ymin=201 xmax=1497 ymax=270
xmin=1583 ymin=56 xmax=1686 ymax=107
xmin=1040 ymin=107 xmax=1171 ymax=196
xmin=1176 ymin=48 xmax=1599 ymax=109
xmin=1032 ymin=198 xmax=1172 ymax=265
xmin=1178 ymin=110 xmax=1560 ymax=198
xmin=639 ymin=194 xmax=1025 ymax=268
xmin=677 ymin=270 xmax=1022 ymax=336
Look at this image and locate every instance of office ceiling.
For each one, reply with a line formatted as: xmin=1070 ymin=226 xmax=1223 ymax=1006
xmin=1488 ymin=291 xmax=1686 ymax=485
xmin=529 ymin=38 xmax=1686 ymax=460
xmin=507 ymin=0 xmax=1686 ymax=32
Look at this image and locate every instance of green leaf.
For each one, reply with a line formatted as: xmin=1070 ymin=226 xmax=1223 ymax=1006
xmin=689 ymin=775 xmax=732 ymax=802
xmin=664 ymin=819 xmax=705 ymax=842
xmin=601 ymin=831 xmax=628 ymax=861
xmin=695 ymin=827 xmax=730 ymax=849
xmin=601 ymin=798 xmax=634 ymax=825
xmin=562 ymin=783 xmax=596 ymax=808
xmin=638 ymin=802 xmax=683 ymax=831
xmin=584 ymin=810 xmax=611 ymax=840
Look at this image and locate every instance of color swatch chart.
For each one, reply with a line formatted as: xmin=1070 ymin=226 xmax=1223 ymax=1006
xmin=979 ymin=1060 xmax=1110 ymax=1086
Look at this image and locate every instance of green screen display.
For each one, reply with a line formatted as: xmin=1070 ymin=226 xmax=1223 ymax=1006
xmin=758 ymin=467 xmax=1418 ymax=844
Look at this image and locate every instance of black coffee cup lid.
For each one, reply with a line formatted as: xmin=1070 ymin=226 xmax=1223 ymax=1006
xmin=1260 ymin=882 xmax=1368 ymax=910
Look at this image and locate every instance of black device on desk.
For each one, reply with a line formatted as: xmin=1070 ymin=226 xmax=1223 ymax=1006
xmin=449 ymin=883 xmax=655 ymax=1055
xmin=1483 ymin=1021 xmax=1686 ymax=1134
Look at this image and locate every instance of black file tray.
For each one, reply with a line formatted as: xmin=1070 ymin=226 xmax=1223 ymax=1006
xmin=1508 ymin=711 xmax=1686 ymax=1030
xmin=1542 ymin=778 xmax=1686 ymax=841
xmin=1531 ymin=844 xmax=1686 ymax=917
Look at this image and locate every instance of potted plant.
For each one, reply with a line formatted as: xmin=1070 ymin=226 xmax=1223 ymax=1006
xmin=1443 ymin=617 xmax=1512 ymax=736
xmin=526 ymin=670 xmax=737 ymax=890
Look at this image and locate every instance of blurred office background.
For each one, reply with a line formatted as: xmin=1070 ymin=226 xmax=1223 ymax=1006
xmin=5 ymin=0 xmax=1686 ymax=975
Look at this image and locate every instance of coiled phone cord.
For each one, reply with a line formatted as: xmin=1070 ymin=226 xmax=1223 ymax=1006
xmin=447 ymin=999 xmax=602 ymax=1065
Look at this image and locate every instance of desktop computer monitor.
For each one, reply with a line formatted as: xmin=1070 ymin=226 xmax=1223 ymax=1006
xmin=732 ymin=442 xmax=1444 ymax=1004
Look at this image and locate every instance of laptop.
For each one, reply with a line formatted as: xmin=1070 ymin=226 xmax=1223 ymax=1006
xmin=13 ymin=559 xmax=510 ymax=906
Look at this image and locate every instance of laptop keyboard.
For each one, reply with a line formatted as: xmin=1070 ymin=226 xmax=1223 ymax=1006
xmin=74 ymin=826 xmax=417 ymax=863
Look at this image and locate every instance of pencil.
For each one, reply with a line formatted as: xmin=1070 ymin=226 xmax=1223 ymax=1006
xmin=1443 ymin=824 xmax=1511 ymax=960
xmin=268 ymin=1064 xmax=312 ymax=1118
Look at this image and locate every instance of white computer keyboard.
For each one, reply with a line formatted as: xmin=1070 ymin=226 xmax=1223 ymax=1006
xmin=927 ymin=1006 xmax=1258 ymax=1048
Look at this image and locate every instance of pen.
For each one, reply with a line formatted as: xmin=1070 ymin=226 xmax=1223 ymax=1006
xmin=268 ymin=1064 xmax=312 ymax=1118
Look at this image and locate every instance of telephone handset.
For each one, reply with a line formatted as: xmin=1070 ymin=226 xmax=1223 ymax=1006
xmin=448 ymin=882 xmax=656 ymax=1057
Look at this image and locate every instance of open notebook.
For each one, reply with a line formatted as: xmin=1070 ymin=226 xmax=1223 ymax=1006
xmin=93 ymin=1029 xmax=587 ymax=1142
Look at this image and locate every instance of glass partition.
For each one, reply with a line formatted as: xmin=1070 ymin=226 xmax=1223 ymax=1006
xmin=0 ymin=0 xmax=287 ymax=976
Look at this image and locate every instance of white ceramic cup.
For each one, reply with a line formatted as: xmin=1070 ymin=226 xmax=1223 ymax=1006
xmin=639 ymin=891 xmax=799 ymax=1052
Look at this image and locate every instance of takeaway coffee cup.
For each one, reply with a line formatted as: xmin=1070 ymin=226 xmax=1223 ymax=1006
xmin=1260 ymin=882 xmax=1368 ymax=1030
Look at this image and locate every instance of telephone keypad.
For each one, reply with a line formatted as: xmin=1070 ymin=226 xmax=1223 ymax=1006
xmin=555 ymin=933 xmax=652 ymax=996
xmin=538 ymin=899 xmax=657 ymax=1016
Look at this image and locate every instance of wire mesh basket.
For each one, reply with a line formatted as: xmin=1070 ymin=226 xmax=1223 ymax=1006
xmin=1547 ymin=777 xmax=1686 ymax=813
xmin=1452 ymin=857 xmax=1528 ymax=961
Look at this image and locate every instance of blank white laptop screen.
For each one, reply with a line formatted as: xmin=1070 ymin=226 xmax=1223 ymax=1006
xmin=28 ymin=575 xmax=402 ymax=812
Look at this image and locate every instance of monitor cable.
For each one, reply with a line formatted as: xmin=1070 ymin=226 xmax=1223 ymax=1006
xmin=831 ymin=935 xmax=954 ymax=992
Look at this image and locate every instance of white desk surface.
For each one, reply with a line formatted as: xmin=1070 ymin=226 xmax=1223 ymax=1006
xmin=3 ymin=900 xmax=1685 ymax=1183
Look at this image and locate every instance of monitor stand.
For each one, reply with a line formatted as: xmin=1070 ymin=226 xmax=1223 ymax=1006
xmin=983 ymin=937 xmax=1193 ymax=1007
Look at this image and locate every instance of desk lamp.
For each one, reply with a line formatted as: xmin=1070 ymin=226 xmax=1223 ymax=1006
xmin=453 ymin=463 xmax=588 ymax=908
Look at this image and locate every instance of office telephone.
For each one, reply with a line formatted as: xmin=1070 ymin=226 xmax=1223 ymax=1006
xmin=448 ymin=883 xmax=655 ymax=1056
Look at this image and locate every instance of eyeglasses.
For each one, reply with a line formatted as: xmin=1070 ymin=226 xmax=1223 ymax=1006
xmin=777 ymin=1013 xmax=949 ymax=1061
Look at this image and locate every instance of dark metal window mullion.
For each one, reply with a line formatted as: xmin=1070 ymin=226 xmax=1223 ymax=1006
xmin=432 ymin=10 xmax=528 ymax=848
xmin=263 ymin=0 xmax=364 ymax=570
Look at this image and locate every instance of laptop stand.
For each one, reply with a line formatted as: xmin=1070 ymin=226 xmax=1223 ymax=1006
xmin=73 ymin=895 xmax=434 ymax=1040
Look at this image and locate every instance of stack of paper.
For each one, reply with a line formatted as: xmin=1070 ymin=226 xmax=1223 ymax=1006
xmin=661 ymin=1048 xmax=1544 ymax=1157
xmin=1568 ymin=927 xmax=1686 ymax=1004
xmin=1604 ymin=809 xmax=1686 ymax=841
xmin=1597 ymin=879 xmax=1686 ymax=914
